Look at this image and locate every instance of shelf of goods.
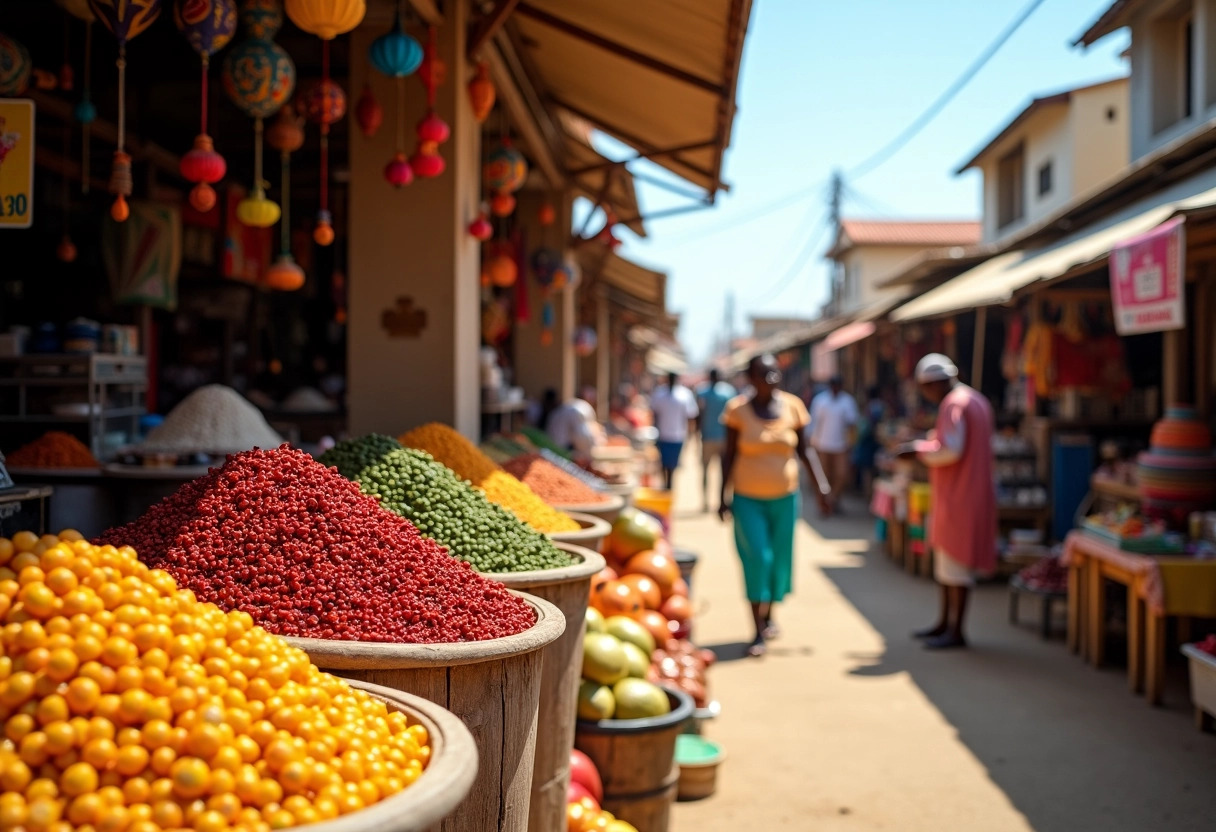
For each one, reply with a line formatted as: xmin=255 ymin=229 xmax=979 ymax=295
xmin=0 ymin=354 xmax=147 ymax=459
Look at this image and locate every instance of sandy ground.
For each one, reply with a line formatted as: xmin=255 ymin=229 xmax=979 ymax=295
xmin=665 ymin=453 xmax=1216 ymax=832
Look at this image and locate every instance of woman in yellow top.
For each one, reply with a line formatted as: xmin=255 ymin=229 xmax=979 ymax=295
xmin=719 ymin=355 xmax=815 ymax=657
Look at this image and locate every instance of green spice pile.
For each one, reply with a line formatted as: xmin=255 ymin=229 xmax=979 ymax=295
xmin=320 ymin=434 xmax=577 ymax=573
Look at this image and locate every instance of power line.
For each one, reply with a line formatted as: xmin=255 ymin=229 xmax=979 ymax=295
xmin=748 ymin=210 xmax=832 ymax=308
xmin=846 ymin=0 xmax=1049 ymax=180
xmin=657 ymin=178 xmax=829 ymax=248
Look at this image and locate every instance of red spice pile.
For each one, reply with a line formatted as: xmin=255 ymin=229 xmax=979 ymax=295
xmin=500 ymin=453 xmax=609 ymax=505
xmin=99 ymin=445 xmax=534 ymax=644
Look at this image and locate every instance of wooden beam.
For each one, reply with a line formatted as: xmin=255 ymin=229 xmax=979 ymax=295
xmin=468 ymin=0 xmax=520 ymax=60
xmin=568 ymin=140 xmax=717 ymax=175
xmin=613 ymin=202 xmax=714 ymax=226
xmin=485 ymin=36 xmax=565 ymax=189
xmin=406 ymin=0 xmax=442 ymax=25
xmin=711 ymin=0 xmax=749 ymax=201
xmin=515 ymin=4 xmax=726 ymax=96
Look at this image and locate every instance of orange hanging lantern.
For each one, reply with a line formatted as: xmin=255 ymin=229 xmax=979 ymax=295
xmin=467 ymin=61 xmax=494 ymax=123
xmin=283 ymin=0 xmax=364 ymax=40
xmin=487 ymin=254 xmax=517 ymax=288
xmin=489 ymin=192 xmax=515 ymax=217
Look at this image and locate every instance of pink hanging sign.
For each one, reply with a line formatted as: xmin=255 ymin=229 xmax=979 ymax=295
xmin=1109 ymin=216 xmax=1186 ymax=334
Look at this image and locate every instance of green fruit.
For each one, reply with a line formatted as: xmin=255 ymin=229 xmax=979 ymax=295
xmin=585 ymin=607 xmax=605 ymax=633
xmin=577 ymin=680 xmax=615 ymax=721
xmin=611 ymin=678 xmax=671 ymax=720
xmin=604 ymin=615 xmax=655 ymax=656
xmin=621 ymin=642 xmax=649 ymax=679
xmin=582 ymin=632 xmax=629 ymax=686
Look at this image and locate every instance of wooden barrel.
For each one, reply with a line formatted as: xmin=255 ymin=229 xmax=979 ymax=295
xmin=548 ymin=511 xmax=611 ymax=551
xmin=574 ymin=688 xmax=694 ymax=832
xmin=480 ymin=544 xmax=606 ymax=832
xmin=550 ymin=493 xmax=625 ymax=523
xmin=324 ymin=680 xmax=479 ymax=832
xmin=285 ymin=594 xmax=565 ymax=832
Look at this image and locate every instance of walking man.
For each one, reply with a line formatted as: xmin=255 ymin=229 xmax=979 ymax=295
xmin=809 ymin=375 xmax=858 ymax=515
xmin=650 ymin=372 xmax=698 ymax=490
xmin=696 ymin=369 xmax=737 ymax=512
xmin=903 ymin=354 xmax=997 ymax=649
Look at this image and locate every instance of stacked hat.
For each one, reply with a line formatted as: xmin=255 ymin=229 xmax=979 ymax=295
xmin=1137 ymin=406 xmax=1216 ymax=523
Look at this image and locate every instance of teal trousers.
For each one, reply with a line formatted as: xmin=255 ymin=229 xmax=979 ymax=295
xmin=732 ymin=491 xmax=799 ymax=604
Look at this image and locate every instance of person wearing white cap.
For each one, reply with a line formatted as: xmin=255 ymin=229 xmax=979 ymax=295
xmin=897 ymin=353 xmax=997 ymax=649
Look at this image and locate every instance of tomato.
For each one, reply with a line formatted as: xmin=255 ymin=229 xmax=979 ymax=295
xmin=569 ymin=749 xmax=603 ymax=802
xmin=567 ymin=781 xmax=598 ymax=811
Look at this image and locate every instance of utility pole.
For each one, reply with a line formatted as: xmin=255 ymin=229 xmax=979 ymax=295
xmin=829 ymin=168 xmax=843 ymax=227
xmin=723 ymin=291 xmax=735 ymax=356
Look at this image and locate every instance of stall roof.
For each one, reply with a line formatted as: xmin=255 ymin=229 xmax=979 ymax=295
xmin=647 ymin=344 xmax=689 ymax=376
xmin=1074 ymin=0 xmax=1141 ymax=46
xmin=510 ymin=0 xmax=752 ymax=196
xmin=827 ymin=220 xmax=981 ymax=259
xmin=563 ymin=125 xmax=646 ymax=238
xmin=892 ymin=184 xmax=1216 ymax=321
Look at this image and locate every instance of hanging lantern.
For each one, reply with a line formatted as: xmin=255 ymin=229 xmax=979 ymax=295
xmin=266 ymin=104 xmax=305 ymax=290
xmin=417 ymin=26 xmax=446 ymax=91
xmin=300 ymin=78 xmax=347 ymax=126
xmin=174 ymin=0 xmax=236 ymax=212
xmin=487 ymin=254 xmax=517 ymax=288
xmin=574 ymin=326 xmax=598 ymax=358
xmin=221 ymin=1 xmax=295 ymax=120
xmin=0 ymin=32 xmax=32 ymax=96
xmin=237 ymin=187 xmax=280 ymax=227
xmin=265 ymin=255 xmax=305 ymax=291
xmin=369 ymin=4 xmax=422 ymax=78
xmin=410 ymin=145 xmax=444 ymax=178
xmin=74 ymin=98 xmax=97 ymax=124
xmin=284 ymin=0 xmax=364 ymax=40
xmin=538 ymin=203 xmax=556 ymax=226
xmin=467 ymin=213 xmax=492 ymax=241
xmin=355 ymin=84 xmax=382 ymax=137
xmin=467 ymin=61 xmax=495 ymax=123
xmin=489 ymin=192 xmax=515 ymax=217
xmin=266 ymin=103 xmax=304 ymax=154
xmin=484 ymin=140 xmax=527 ymax=193
xmin=531 ymin=248 xmax=560 ymax=287
xmin=384 ymin=152 xmax=413 ymax=187
xmin=180 ymin=135 xmax=227 ymax=212
xmin=417 ymin=110 xmax=450 ymax=145
xmin=551 ymin=264 xmax=571 ymax=290
xmin=540 ymin=300 xmax=554 ymax=346
xmin=87 ymin=0 xmax=163 ymax=220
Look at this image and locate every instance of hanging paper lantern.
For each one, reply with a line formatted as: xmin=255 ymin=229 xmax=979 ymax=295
xmin=175 ymin=0 xmax=237 ymax=56
xmin=284 ymin=0 xmax=364 ymax=40
xmin=417 ymin=26 xmax=446 ymax=91
xmin=410 ymin=146 xmax=444 ymax=178
xmin=467 ymin=62 xmax=495 ymax=123
xmin=384 ymin=152 xmax=413 ymax=188
xmin=301 ymin=79 xmax=347 ymax=126
xmin=484 ymin=141 xmax=527 ymax=194
xmin=172 ymin=1 xmax=232 ymax=212
xmin=87 ymin=0 xmax=162 ymax=42
xmin=538 ymin=203 xmax=556 ymax=226
xmin=180 ymin=135 xmax=227 ymax=212
xmin=265 ymin=254 xmax=305 ymax=291
xmin=487 ymin=254 xmax=518 ymax=288
xmin=467 ymin=214 xmax=492 ymax=241
xmin=417 ymin=110 xmax=450 ymax=145
xmin=237 ymin=189 xmax=280 ymax=227
xmin=266 ymin=103 xmax=304 ymax=154
xmin=489 ymin=192 xmax=515 ymax=217
xmin=531 ymin=248 xmax=560 ymax=287
xmin=355 ymin=84 xmax=382 ymax=137
xmin=574 ymin=326 xmax=598 ymax=358
xmin=221 ymin=1 xmax=295 ymax=120
xmin=266 ymin=106 xmax=304 ymax=289
xmin=369 ymin=8 xmax=422 ymax=78
xmin=0 ymin=32 xmax=32 ymax=96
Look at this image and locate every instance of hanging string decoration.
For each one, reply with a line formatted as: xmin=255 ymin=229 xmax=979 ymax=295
xmin=369 ymin=2 xmax=421 ymax=186
xmin=86 ymin=0 xmax=163 ymax=221
xmin=0 ymin=33 xmax=32 ymax=96
xmin=540 ymin=301 xmax=555 ymax=346
xmin=175 ymin=0 xmax=237 ymax=213
xmin=285 ymin=0 xmax=364 ymax=246
xmin=73 ymin=19 xmax=97 ymax=196
xmin=467 ymin=62 xmax=495 ymax=123
xmin=355 ymin=83 xmax=382 ymax=137
xmin=484 ymin=139 xmax=526 ymax=217
xmin=222 ymin=0 xmax=295 ymax=229
xmin=264 ymin=103 xmax=305 ymax=290
xmin=411 ymin=25 xmax=447 ymax=179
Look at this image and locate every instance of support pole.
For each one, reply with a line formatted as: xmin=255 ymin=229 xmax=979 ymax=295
xmin=972 ymin=306 xmax=987 ymax=391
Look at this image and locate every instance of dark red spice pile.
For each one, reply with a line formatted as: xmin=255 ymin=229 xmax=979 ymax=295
xmin=98 ymin=445 xmax=535 ymax=643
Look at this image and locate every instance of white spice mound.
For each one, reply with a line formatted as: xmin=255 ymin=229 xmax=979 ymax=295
xmin=138 ymin=384 xmax=283 ymax=454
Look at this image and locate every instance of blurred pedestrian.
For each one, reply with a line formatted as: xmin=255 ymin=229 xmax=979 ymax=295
xmin=650 ymin=372 xmax=699 ymax=489
xmin=719 ymin=355 xmax=815 ymax=657
xmin=696 ymin=368 xmax=737 ymax=512
xmin=899 ymin=354 xmax=997 ymax=649
xmin=853 ymin=385 xmax=887 ymax=495
xmin=809 ymin=375 xmax=858 ymax=515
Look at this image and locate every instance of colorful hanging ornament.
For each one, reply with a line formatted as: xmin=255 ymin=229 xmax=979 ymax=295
xmin=487 ymin=254 xmax=518 ymax=288
xmin=175 ymin=0 xmax=237 ymax=213
xmin=408 ymin=24 xmax=446 ymax=179
xmin=574 ymin=326 xmax=598 ymax=357
xmin=540 ymin=300 xmax=555 ymax=346
xmin=265 ymin=104 xmax=304 ymax=290
xmin=467 ymin=213 xmax=492 ymax=241
xmin=531 ymin=248 xmax=560 ymax=287
xmin=417 ymin=109 xmax=450 ymax=144
xmin=417 ymin=25 xmax=446 ymax=91
xmin=235 ymin=116 xmax=280 ymax=227
xmin=86 ymin=0 xmax=163 ymax=220
xmin=284 ymin=0 xmax=364 ymax=40
xmin=538 ymin=202 xmax=556 ymax=226
xmin=369 ymin=3 xmax=422 ymax=78
xmin=484 ymin=139 xmax=527 ymax=193
xmin=467 ymin=61 xmax=495 ymax=123
xmin=384 ymin=152 xmax=413 ymax=188
xmin=0 ymin=32 xmax=32 ymax=96
xmin=489 ymin=192 xmax=515 ymax=217
xmin=355 ymin=83 xmax=382 ymax=137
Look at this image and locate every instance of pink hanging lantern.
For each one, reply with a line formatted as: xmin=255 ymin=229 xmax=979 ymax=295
xmin=383 ymin=151 xmax=413 ymax=187
xmin=467 ymin=213 xmax=492 ymax=241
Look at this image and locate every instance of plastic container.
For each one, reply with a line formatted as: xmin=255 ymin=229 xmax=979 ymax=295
xmin=675 ymin=734 xmax=725 ymax=801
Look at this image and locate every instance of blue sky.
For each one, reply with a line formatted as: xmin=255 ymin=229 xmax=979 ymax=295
xmin=598 ymin=0 xmax=1130 ymax=365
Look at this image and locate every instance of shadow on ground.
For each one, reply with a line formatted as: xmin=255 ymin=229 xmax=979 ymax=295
xmin=807 ymin=495 xmax=1216 ymax=832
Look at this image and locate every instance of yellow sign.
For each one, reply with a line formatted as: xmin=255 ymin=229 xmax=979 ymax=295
xmin=0 ymin=98 xmax=34 ymax=229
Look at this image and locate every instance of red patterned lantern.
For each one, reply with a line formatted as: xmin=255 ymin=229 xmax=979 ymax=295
xmin=355 ymin=83 xmax=382 ymax=137
xmin=383 ymin=152 xmax=413 ymax=187
xmin=180 ymin=134 xmax=227 ymax=212
xmin=490 ymin=192 xmax=515 ymax=217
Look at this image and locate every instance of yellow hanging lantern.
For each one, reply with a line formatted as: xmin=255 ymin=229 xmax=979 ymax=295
xmin=284 ymin=0 xmax=365 ymax=40
xmin=237 ymin=186 xmax=281 ymax=227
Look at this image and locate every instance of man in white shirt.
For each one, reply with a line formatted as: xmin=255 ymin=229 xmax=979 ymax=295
xmin=545 ymin=389 xmax=602 ymax=460
xmin=650 ymin=372 xmax=699 ymax=489
xmin=809 ymin=376 xmax=858 ymax=515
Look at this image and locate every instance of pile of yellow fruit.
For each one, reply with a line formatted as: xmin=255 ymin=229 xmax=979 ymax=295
xmin=0 ymin=530 xmax=431 ymax=832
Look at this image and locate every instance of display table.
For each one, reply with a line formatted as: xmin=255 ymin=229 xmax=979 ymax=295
xmin=1063 ymin=531 xmax=1216 ymax=705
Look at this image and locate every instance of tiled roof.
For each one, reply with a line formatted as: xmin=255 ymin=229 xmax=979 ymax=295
xmin=836 ymin=220 xmax=981 ymax=250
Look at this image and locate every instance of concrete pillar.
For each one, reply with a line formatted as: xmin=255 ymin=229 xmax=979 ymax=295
xmin=346 ymin=5 xmax=480 ymax=438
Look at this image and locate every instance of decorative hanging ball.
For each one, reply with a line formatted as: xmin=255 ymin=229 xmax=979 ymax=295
xmin=265 ymin=254 xmax=305 ymax=291
xmin=489 ymin=192 xmax=516 ymax=218
xmin=265 ymin=103 xmax=304 ymax=153
xmin=468 ymin=214 xmax=492 ymax=241
xmin=57 ymin=236 xmax=79 ymax=264
xmin=284 ymin=0 xmax=365 ymax=40
xmin=531 ymin=248 xmax=560 ymax=287
xmin=221 ymin=2 xmax=295 ymax=119
xmin=551 ymin=264 xmax=571 ymax=290
xmin=0 ymin=32 xmax=33 ymax=96
xmin=314 ymin=211 xmax=334 ymax=245
xmin=573 ymin=325 xmax=598 ymax=357
xmin=355 ymin=84 xmax=382 ymax=137
xmin=174 ymin=0 xmax=237 ymax=57
xmin=538 ymin=203 xmax=556 ymax=226
xmin=484 ymin=142 xmax=527 ymax=193
xmin=74 ymin=99 xmax=98 ymax=124
xmin=410 ymin=146 xmax=445 ymax=178
xmin=369 ymin=9 xmax=422 ymax=77
xmin=236 ymin=187 xmax=280 ymax=227
xmin=87 ymin=0 xmax=163 ymax=43
xmin=467 ymin=62 xmax=495 ymax=123
xmin=540 ymin=330 xmax=553 ymax=347
xmin=541 ymin=302 xmax=555 ymax=329
xmin=383 ymin=152 xmax=413 ymax=188
xmin=300 ymin=78 xmax=347 ymax=127
xmin=180 ymin=134 xmax=227 ymax=212
xmin=487 ymin=254 xmax=518 ymax=288
xmin=416 ymin=109 xmax=450 ymax=145
xmin=107 ymin=151 xmax=133 ymax=221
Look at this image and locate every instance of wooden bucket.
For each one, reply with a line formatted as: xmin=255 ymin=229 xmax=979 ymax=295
xmin=285 ymin=594 xmax=565 ymax=832
xmin=548 ymin=511 xmax=611 ymax=551
xmin=550 ymin=493 xmax=625 ymax=523
xmin=480 ymin=544 xmax=606 ymax=832
xmin=574 ymin=688 xmax=694 ymax=832
xmin=324 ymin=680 xmax=479 ymax=832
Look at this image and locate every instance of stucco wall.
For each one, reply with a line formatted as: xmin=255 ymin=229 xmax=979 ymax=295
xmin=1070 ymin=82 xmax=1130 ymax=194
xmin=839 ymin=245 xmax=928 ymax=315
xmin=977 ymin=105 xmax=1072 ymax=243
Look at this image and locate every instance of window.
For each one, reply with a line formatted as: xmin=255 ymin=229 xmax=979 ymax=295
xmin=997 ymin=145 xmax=1025 ymax=229
xmin=1037 ymin=161 xmax=1053 ymax=197
xmin=1150 ymin=8 xmax=1194 ymax=133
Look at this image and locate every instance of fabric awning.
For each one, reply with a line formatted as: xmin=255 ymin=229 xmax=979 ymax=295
xmin=647 ymin=344 xmax=688 ymax=375
xmin=579 ymin=249 xmax=668 ymax=317
xmin=510 ymin=0 xmax=752 ymax=195
xmin=821 ymin=321 xmax=876 ymax=353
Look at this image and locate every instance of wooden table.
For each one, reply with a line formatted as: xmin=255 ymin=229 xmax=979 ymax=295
xmin=1063 ymin=532 xmax=1216 ymax=705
